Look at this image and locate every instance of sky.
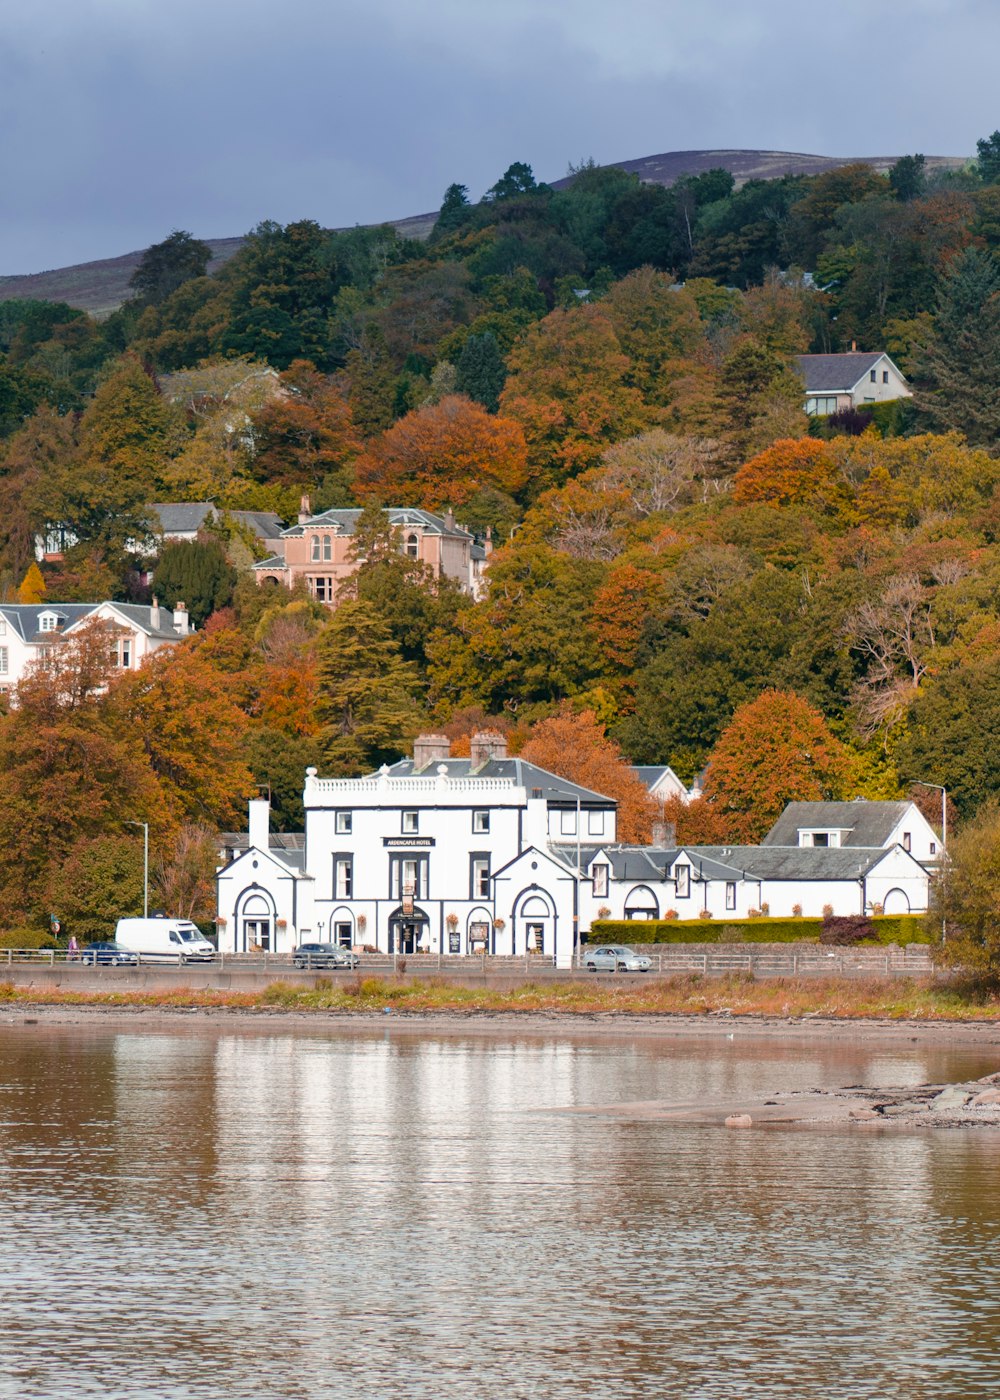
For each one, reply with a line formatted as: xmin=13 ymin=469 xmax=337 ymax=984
xmin=1 ymin=0 xmax=998 ymax=275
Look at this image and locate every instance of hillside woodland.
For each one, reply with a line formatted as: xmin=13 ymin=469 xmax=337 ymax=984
xmin=2 ymin=144 xmax=1000 ymax=929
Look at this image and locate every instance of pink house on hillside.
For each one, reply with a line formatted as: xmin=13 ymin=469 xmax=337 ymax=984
xmin=253 ymin=502 xmax=489 ymax=604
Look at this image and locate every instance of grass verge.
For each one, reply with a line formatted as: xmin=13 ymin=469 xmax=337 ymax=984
xmin=2 ymin=974 xmax=1000 ymax=1020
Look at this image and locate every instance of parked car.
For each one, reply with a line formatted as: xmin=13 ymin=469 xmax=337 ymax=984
xmin=80 ymin=942 xmax=139 ymax=967
xmin=584 ymin=944 xmax=652 ymax=973
xmin=292 ymin=943 xmax=360 ymax=970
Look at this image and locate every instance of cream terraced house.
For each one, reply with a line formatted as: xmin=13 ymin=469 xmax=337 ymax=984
xmin=216 ymin=734 xmax=936 ymax=965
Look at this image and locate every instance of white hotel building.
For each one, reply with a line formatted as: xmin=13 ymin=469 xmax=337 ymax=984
xmin=216 ymin=733 xmax=935 ymax=966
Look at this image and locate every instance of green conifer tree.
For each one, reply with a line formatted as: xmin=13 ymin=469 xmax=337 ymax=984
xmin=456 ymin=332 xmax=507 ymax=413
xmin=314 ymin=598 xmax=424 ymax=774
xmin=922 ymin=247 xmax=1000 ymax=446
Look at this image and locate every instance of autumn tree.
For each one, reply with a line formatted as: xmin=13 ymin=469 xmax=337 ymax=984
xmin=732 ymin=438 xmax=844 ymax=512
xmin=355 ymin=394 xmax=528 ymax=510
xmin=314 ymin=597 xmax=424 ymax=773
xmin=0 ymin=407 xmax=78 ymax=579
xmin=518 ymin=706 xmax=658 ymax=843
xmin=0 ymin=622 xmax=166 ymax=920
xmin=499 ymin=306 xmax=649 ymax=490
xmin=107 ymin=636 xmax=254 ymax=828
xmin=930 ymin=802 xmax=1000 ymax=984
xmin=699 ymin=689 xmax=857 ymax=842
xmin=155 ymin=824 xmax=230 ymax=921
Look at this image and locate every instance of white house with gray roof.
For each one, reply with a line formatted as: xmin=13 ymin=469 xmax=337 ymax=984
xmin=795 ymin=351 xmax=911 ymax=416
xmin=0 ymin=600 xmax=192 ymax=694
xmin=216 ymin=736 xmax=935 ymax=964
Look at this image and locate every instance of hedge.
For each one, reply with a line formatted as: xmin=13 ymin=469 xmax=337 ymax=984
xmin=588 ymin=915 xmax=928 ymax=947
xmin=0 ymin=927 xmax=58 ymax=950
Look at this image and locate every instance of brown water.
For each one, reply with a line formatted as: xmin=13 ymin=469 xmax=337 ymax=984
xmin=2 ymin=1021 xmax=1000 ymax=1399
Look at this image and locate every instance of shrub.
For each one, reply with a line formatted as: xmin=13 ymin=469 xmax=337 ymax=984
xmin=792 ymin=903 xmax=802 ymax=917
xmin=820 ymin=914 xmax=875 ymax=946
xmin=747 ymin=908 xmax=761 ymax=919
xmin=760 ymin=902 xmax=770 ymax=916
xmin=822 ymin=904 xmax=834 ymax=917
xmin=664 ymin=909 xmax=679 ymax=920
xmin=698 ymin=909 xmax=713 ymax=920
xmin=0 ymin=927 xmax=56 ymax=950
xmin=870 ymin=902 xmax=884 ymax=916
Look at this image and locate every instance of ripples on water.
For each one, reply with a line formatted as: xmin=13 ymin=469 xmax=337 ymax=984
xmin=1 ymin=1023 xmax=999 ymax=1399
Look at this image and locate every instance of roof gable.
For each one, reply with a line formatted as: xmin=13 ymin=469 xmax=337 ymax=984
xmin=794 ymin=352 xmax=904 ymax=393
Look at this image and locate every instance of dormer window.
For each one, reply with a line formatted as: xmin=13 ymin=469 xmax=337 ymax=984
xmin=38 ymin=612 xmax=60 ymax=633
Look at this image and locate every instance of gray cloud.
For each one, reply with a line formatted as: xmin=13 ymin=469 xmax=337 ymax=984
xmin=0 ymin=0 xmax=995 ymax=273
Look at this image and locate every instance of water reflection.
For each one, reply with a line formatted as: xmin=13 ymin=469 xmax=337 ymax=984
xmin=0 ymin=1022 xmax=999 ymax=1398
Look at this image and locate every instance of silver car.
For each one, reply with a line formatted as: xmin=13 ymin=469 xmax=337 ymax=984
xmin=584 ymin=944 xmax=652 ymax=972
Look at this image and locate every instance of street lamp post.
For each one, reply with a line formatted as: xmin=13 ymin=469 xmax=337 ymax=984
xmin=912 ymin=782 xmax=947 ymax=943
xmin=127 ymin=821 xmax=149 ymax=919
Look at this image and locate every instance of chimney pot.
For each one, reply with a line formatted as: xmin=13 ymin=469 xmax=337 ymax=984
xmin=173 ymin=601 xmax=189 ymax=636
xmin=413 ymin=733 xmax=452 ymax=769
xmin=470 ymin=729 xmax=508 ymax=769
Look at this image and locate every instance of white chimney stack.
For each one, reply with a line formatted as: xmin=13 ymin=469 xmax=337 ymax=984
xmin=248 ymin=798 xmax=270 ymax=852
xmin=173 ymin=601 xmax=189 ymax=635
xmin=150 ymin=595 xmax=161 ymax=630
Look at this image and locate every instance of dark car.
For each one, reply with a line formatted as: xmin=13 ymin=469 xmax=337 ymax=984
xmin=80 ymin=942 xmax=139 ymax=967
xmin=292 ymin=942 xmax=360 ymax=970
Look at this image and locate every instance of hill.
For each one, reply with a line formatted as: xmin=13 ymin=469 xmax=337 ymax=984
xmin=0 ymin=148 xmax=966 ymax=316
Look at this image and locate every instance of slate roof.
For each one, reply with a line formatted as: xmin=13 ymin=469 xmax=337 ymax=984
xmin=632 ymin=764 xmax=686 ymax=792
xmin=762 ymin=801 xmax=913 ymax=848
xmin=0 ymin=602 xmax=187 ymax=643
xmin=151 ymin=502 xmax=286 ymax=543
xmin=281 ymin=507 xmax=473 ymax=541
xmin=576 ymin=839 xmax=912 ymax=882
xmin=794 ymin=352 xmax=889 ymax=393
xmin=382 ymin=756 xmax=615 ymax=805
xmin=228 ymin=510 xmax=285 ymax=542
xmin=151 ymin=502 xmax=215 ymax=534
xmin=219 ymin=831 xmax=306 ymax=870
xmin=688 ymin=845 xmax=898 ymax=880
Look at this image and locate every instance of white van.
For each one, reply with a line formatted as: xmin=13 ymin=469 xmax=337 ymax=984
xmin=114 ymin=918 xmax=216 ymax=963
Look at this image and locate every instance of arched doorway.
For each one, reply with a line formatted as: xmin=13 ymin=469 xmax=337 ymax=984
xmin=388 ymin=905 xmax=429 ymax=955
xmin=238 ymin=892 xmax=275 ymax=952
xmin=329 ymin=907 xmax=354 ymax=949
xmin=882 ymin=887 xmax=911 ymax=915
xmin=514 ymin=893 xmax=554 ymax=955
xmin=624 ymin=885 xmax=659 ymax=921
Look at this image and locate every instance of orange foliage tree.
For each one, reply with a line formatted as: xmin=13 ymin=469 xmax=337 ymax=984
xmin=499 ymin=306 xmax=650 ymax=490
xmin=518 ymin=706 xmax=658 ymax=844
xmin=249 ymin=361 xmax=361 ymax=489
xmin=589 ymin=563 xmax=665 ymax=678
xmin=354 ymin=394 xmax=528 ymax=510
xmin=732 ymin=438 xmax=844 ymax=511
xmin=699 ymin=688 xmax=856 ymax=842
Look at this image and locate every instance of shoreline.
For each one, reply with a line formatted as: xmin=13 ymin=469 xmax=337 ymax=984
xmin=8 ymin=1002 xmax=1000 ymax=1045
